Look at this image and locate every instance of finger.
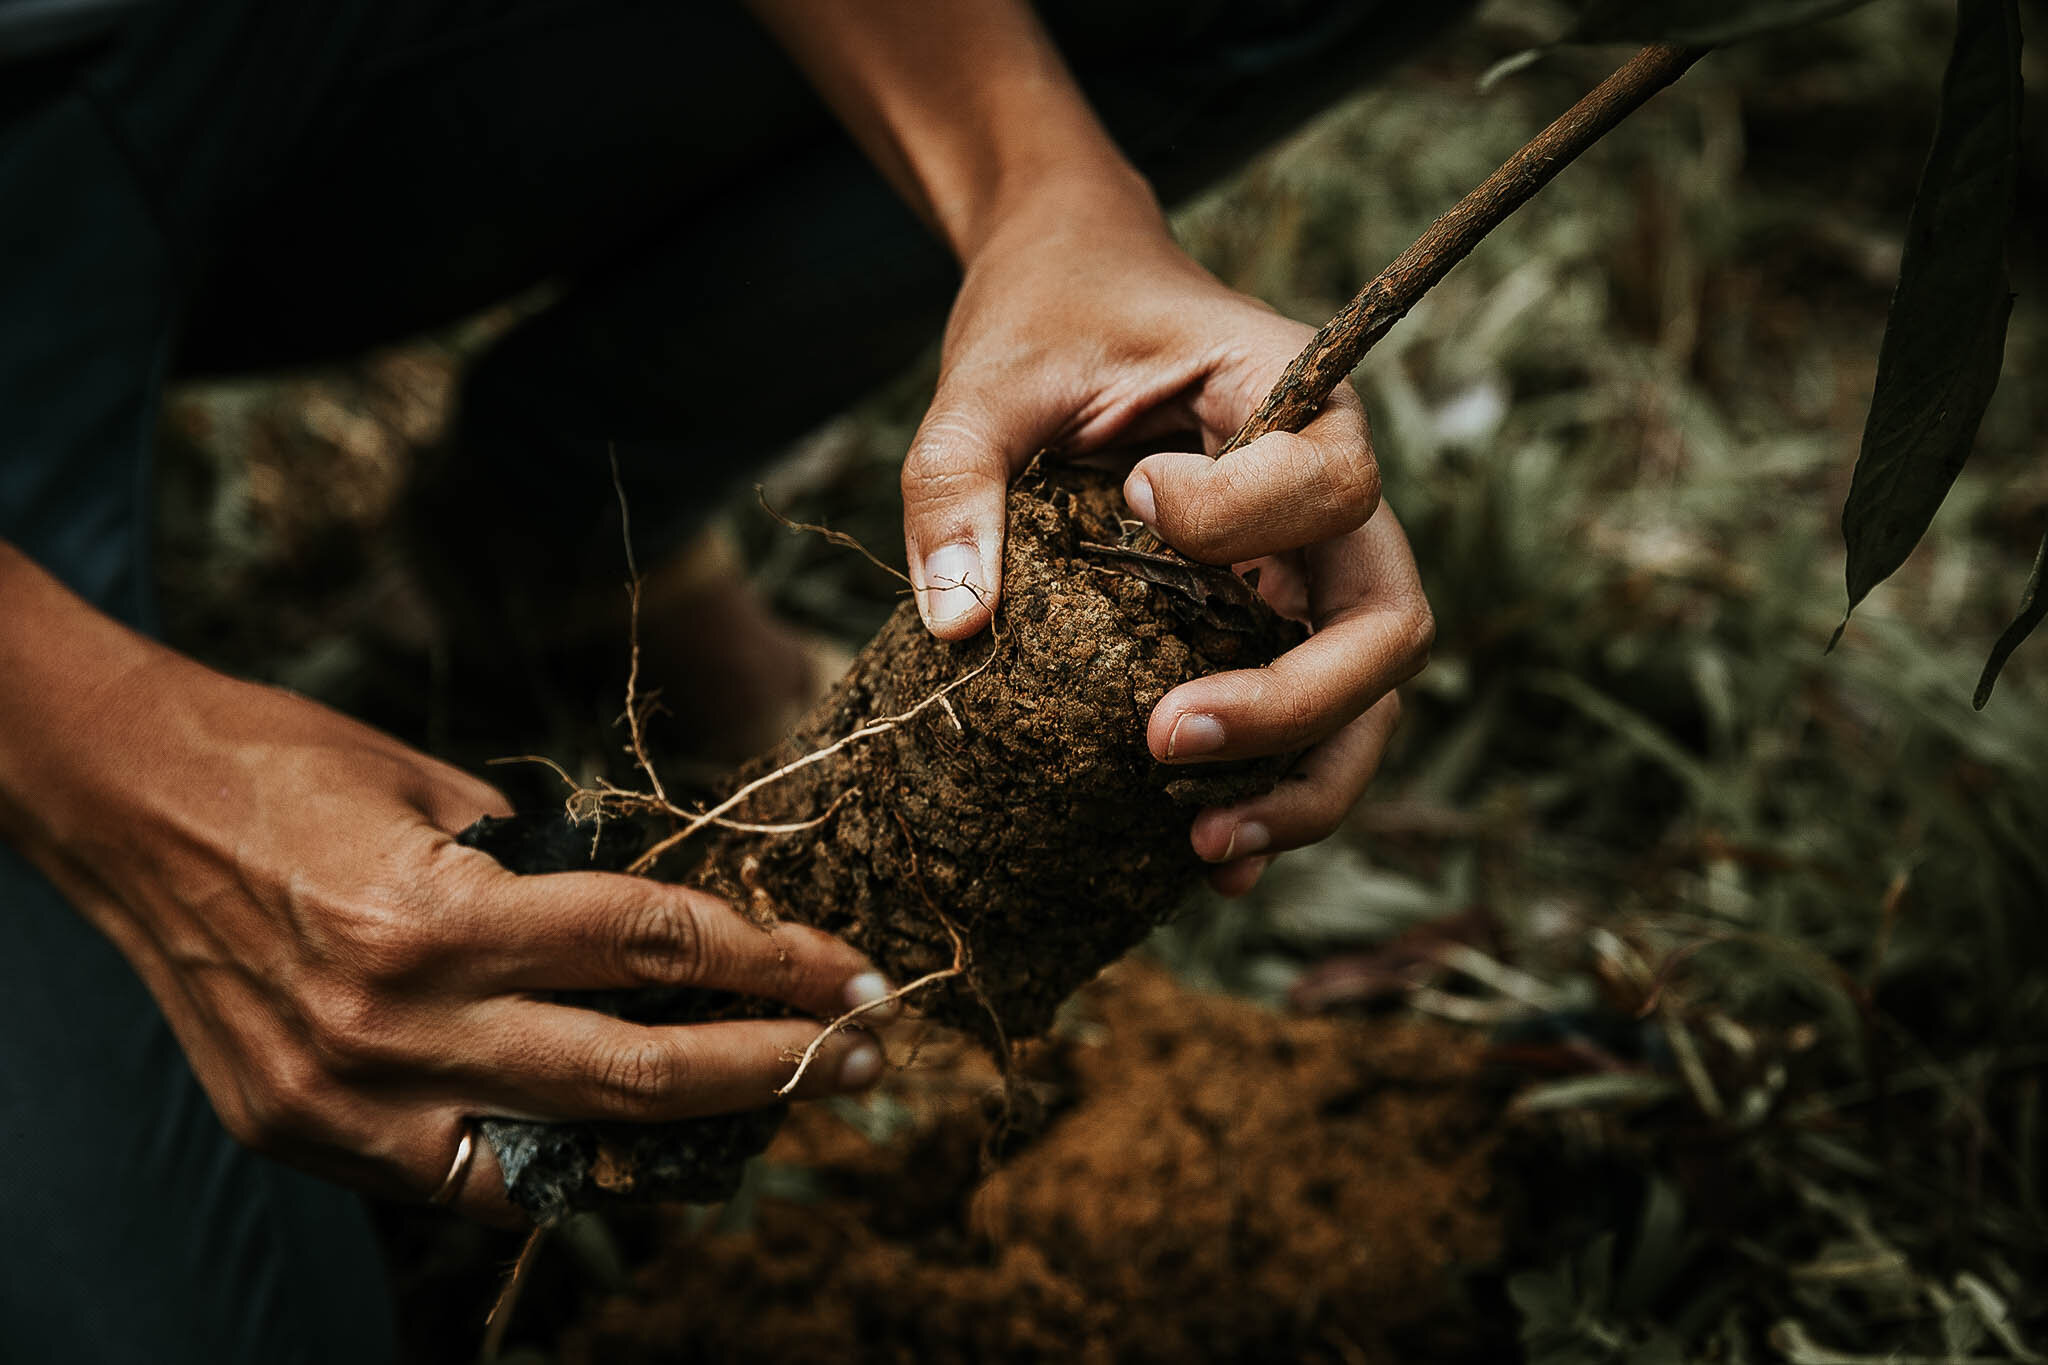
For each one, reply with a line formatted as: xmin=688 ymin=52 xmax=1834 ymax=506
xmin=463 ymin=1004 xmax=886 ymax=1122
xmin=451 ymin=1125 xmax=526 ymax=1229
xmin=1206 ymin=855 xmax=1272 ymax=898
xmin=408 ymin=1110 xmax=525 ymax=1230
xmin=900 ymin=377 xmax=1025 ymax=640
xmin=469 ymin=869 xmax=886 ymax=1019
xmin=1189 ymin=692 xmax=1402 ymax=863
xmin=1124 ymin=384 xmax=1380 ymax=565
xmin=417 ymin=768 xmax=515 ymax=835
xmin=254 ymin=1095 xmax=528 ymax=1229
xmin=1149 ymin=511 xmax=1432 ymax=762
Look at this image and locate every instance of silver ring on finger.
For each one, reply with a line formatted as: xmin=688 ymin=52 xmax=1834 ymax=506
xmin=429 ymin=1118 xmax=479 ymax=1207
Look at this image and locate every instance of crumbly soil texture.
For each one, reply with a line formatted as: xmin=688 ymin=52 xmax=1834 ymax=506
xmin=466 ymin=466 xmax=1306 ymax=1222
xmin=556 ymin=965 xmax=1505 ymax=1365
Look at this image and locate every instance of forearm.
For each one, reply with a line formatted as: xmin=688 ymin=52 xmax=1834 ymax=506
xmin=0 ymin=540 xmax=172 ymax=858
xmin=745 ymin=0 xmax=1163 ymax=262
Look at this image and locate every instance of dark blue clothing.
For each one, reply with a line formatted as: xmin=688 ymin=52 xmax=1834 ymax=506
xmin=0 ymin=1 xmax=1466 ymax=1357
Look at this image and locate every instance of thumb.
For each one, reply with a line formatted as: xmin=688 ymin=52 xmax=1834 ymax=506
xmin=900 ymin=381 xmax=1025 ymax=641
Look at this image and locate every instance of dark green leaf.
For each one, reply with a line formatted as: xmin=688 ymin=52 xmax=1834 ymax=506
xmin=1568 ymin=0 xmax=1879 ymax=46
xmin=1975 ymin=526 xmax=2047 ymax=707
xmin=1836 ymin=0 xmax=2021 ymax=636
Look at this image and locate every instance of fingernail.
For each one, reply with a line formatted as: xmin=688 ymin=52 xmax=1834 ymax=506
xmin=843 ymin=971 xmax=899 ymax=1022
xmin=920 ymin=544 xmax=984 ymax=631
xmin=838 ymin=1041 xmax=884 ymax=1090
xmin=1124 ymin=472 xmax=1158 ymax=525
xmin=1166 ymin=712 xmax=1226 ymax=760
xmin=1222 ymin=821 xmax=1270 ymax=862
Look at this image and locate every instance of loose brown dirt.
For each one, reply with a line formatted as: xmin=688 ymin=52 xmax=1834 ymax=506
xmin=558 ymin=964 xmax=1505 ymax=1365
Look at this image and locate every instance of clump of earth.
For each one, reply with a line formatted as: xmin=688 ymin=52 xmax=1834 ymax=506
xmin=470 ymin=466 xmax=1307 ymax=1221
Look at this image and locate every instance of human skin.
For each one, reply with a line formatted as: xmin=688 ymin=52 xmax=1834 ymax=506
xmin=0 ymin=0 xmax=1434 ymax=1221
xmin=0 ymin=545 xmax=892 ymax=1225
xmin=752 ymin=0 xmax=1435 ymax=894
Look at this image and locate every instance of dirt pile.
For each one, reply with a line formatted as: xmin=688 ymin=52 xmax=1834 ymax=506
xmin=560 ymin=965 xmax=1505 ymax=1365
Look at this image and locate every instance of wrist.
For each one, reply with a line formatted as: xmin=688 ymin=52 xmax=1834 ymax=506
xmin=0 ymin=544 xmax=182 ymax=857
xmin=950 ymin=151 xmax=1165 ymax=268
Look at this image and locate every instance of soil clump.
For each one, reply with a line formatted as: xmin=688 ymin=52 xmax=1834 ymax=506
xmin=471 ymin=467 xmax=1306 ymax=1221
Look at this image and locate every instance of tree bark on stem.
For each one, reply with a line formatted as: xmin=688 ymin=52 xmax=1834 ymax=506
xmin=1223 ymin=42 xmax=1705 ymax=452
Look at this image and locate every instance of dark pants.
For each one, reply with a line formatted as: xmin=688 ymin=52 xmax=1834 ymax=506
xmin=0 ymin=1 xmax=1465 ymax=1357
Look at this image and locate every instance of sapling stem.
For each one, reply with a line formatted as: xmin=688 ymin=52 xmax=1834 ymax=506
xmin=1225 ymin=42 xmax=1704 ymax=451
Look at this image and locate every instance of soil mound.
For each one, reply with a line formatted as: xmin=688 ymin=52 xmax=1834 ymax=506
xmin=561 ymin=965 xmax=1504 ymax=1365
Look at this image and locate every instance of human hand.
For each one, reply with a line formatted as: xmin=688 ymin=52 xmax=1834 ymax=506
xmin=0 ymin=565 xmax=888 ymax=1225
xmin=899 ymin=192 xmax=1432 ymax=894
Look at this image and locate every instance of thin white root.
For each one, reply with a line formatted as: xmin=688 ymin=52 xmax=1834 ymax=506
xmin=775 ymin=823 xmax=983 ymax=1098
xmin=625 ymin=630 xmax=1002 ymax=876
xmin=772 ymin=965 xmax=964 ymax=1098
xmin=612 ymin=448 xmax=669 ymax=809
xmin=700 ymin=786 xmax=861 ymax=835
xmin=756 ymin=486 xmax=912 ymax=586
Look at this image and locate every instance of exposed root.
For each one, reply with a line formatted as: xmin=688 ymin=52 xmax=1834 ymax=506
xmin=481 ymin=1225 xmax=547 ymax=1359
xmin=612 ymin=449 xmax=668 ymax=810
xmin=756 ymin=486 xmax=911 ymax=587
xmin=624 ymin=627 xmax=1003 ymax=876
xmin=684 ymin=786 xmax=862 ymax=835
xmin=531 ymin=492 xmax=1008 ymax=879
xmin=486 ymin=757 xmax=858 ymax=838
xmin=773 ymin=812 xmax=997 ymax=1098
xmin=772 ymin=961 xmax=965 ymax=1098
xmin=891 ymin=809 xmax=1013 ymax=1155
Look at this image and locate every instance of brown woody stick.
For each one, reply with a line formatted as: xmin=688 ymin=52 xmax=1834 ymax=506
xmin=1223 ymin=42 xmax=1705 ymax=453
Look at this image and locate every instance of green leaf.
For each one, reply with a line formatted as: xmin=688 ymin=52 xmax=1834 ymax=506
xmin=1836 ymin=0 xmax=2021 ymax=638
xmin=1568 ymin=0 xmax=1880 ymax=46
xmin=1975 ymin=525 xmax=2047 ymax=707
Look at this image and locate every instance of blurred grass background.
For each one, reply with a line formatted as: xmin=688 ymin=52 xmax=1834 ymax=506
xmin=156 ymin=0 xmax=2048 ymax=1357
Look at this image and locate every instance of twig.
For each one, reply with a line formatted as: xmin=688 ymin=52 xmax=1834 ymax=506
xmin=1223 ymin=42 xmax=1704 ymax=452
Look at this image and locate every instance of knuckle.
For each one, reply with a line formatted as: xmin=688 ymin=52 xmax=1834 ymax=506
xmin=616 ymin=896 xmax=707 ymax=987
xmin=242 ymin=1051 xmax=332 ymax=1148
xmin=1298 ymin=802 xmax=1346 ymax=845
xmin=302 ymin=983 xmax=378 ymax=1069
xmin=301 ymin=983 xmax=413 ymax=1079
xmin=1174 ymin=474 xmax=1234 ymax=559
xmin=598 ymin=1039 xmax=687 ymax=1112
xmin=1252 ymin=675 xmax=1321 ymax=746
xmin=329 ymin=882 xmax=439 ymax=984
xmin=1321 ymin=441 xmax=1382 ymax=525
xmin=1400 ymin=600 xmax=1437 ymax=672
xmin=903 ymin=404 xmax=996 ymax=476
xmin=901 ymin=451 xmax=995 ymax=507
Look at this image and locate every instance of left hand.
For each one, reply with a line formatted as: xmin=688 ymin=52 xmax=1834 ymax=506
xmin=900 ymin=192 xmax=1434 ymax=894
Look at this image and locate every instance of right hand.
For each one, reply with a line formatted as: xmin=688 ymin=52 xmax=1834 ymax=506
xmin=0 ymin=555 xmax=887 ymax=1226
